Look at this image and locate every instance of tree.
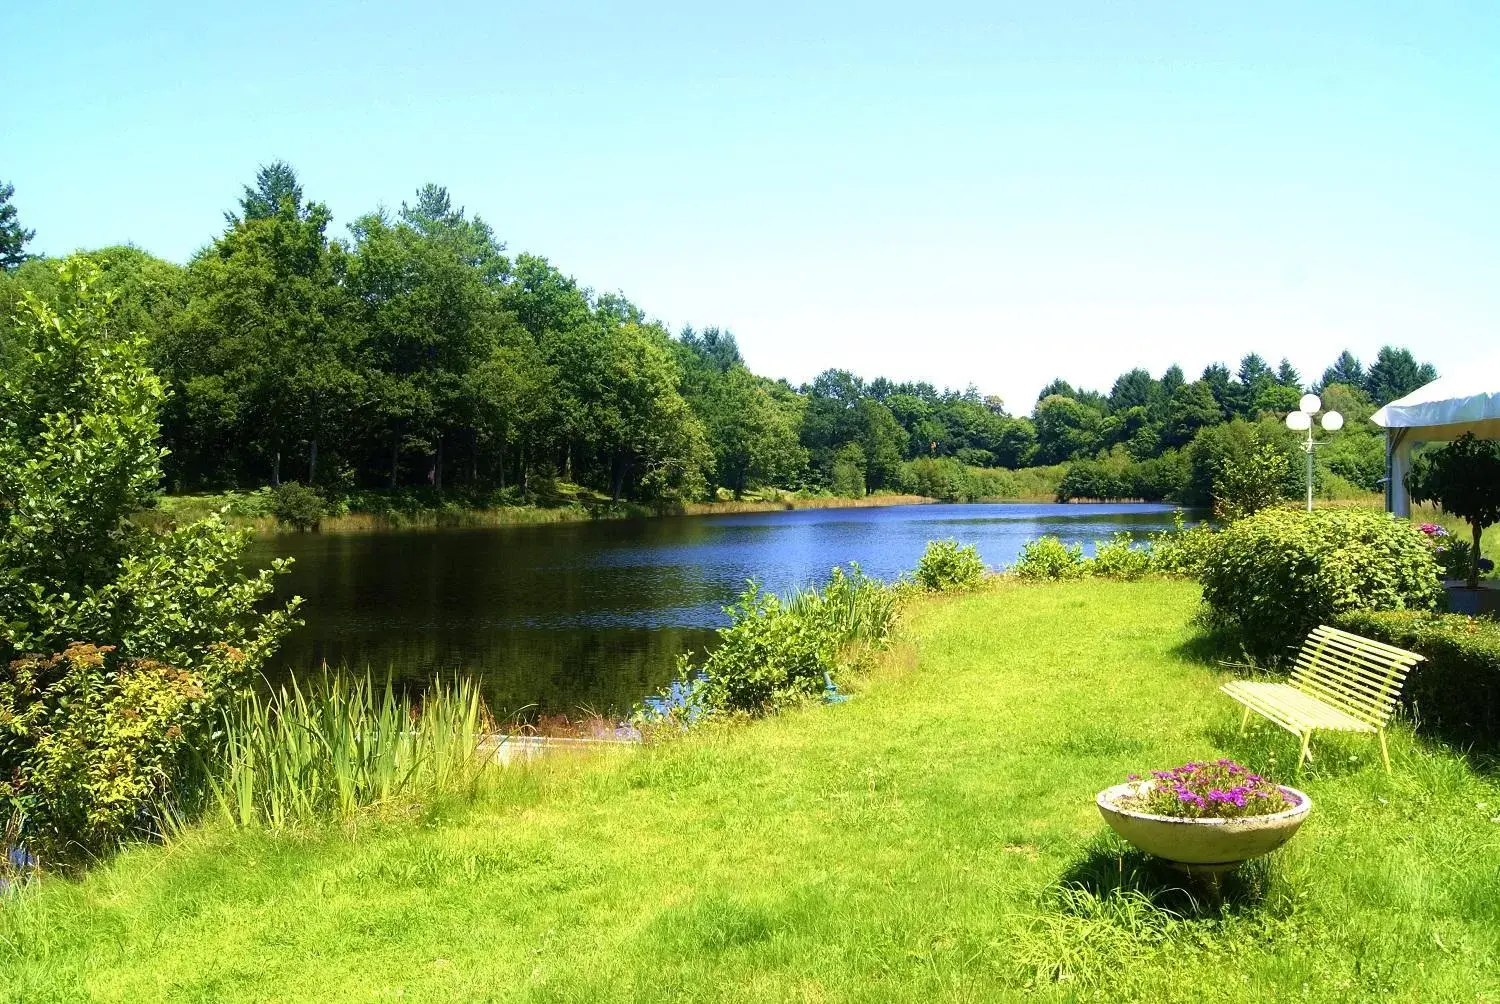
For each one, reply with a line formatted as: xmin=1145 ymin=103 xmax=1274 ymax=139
xmin=0 ymin=180 xmax=33 ymax=271
xmin=1407 ymin=433 xmax=1500 ymax=589
xmin=1275 ymin=358 xmax=1301 ymax=389
xmin=230 ymin=161 xmax=305 ymax=223
xmin=1033 ymin=395 xmax=1101 ymax=464
xmin=174 ymin=174 xmax=360 ymax=487
xmin=0 ymin=259 xmax=296 ymax=861
xmin=1320 ymin=351 xmax=1365 ymax=392
xmin=1108 ymin=368 xmax=1156 ymax=412
xmin=1365 ymin=346 xmax=1437 ymax=406
xmin=1161 ymin=381 xmax=1221 ymax=449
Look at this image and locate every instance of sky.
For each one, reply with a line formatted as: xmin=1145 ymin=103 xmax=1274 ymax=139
xmin=6 ymin=1 xmax=1498 ymax=410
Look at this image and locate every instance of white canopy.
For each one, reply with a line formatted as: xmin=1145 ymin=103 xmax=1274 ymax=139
xmin=1372 ymin=371 xmax=1500 ymax=516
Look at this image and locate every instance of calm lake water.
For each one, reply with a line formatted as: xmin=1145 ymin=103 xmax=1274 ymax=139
xmin=247 ymin=502 xmax=1186 ymax=718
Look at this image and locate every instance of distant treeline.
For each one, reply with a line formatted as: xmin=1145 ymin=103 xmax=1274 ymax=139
xmin=0 ymin=168 xmax=1434 ymax=507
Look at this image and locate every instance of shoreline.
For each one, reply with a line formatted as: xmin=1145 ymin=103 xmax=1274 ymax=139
xmin=147 ymin=490 xmax=945 ymax=535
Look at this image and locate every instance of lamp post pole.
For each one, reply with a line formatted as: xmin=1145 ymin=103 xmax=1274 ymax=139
xmin=1286 ymin=394 xmax=1343 ymax=512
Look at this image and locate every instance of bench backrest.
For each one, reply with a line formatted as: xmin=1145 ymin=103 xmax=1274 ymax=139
xmin=1290 ymin=625 xmax=1424 ymax=728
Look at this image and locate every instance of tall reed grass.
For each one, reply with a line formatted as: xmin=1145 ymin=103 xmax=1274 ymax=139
xmin=210 ymin=675 xmax=493 ymax=828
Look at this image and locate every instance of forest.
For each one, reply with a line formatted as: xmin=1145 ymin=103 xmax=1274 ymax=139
xmin=0 ymin=167 xmax=1437 ymax=510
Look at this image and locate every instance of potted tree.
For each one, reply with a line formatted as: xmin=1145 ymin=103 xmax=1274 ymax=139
xmin=1096 ymin=760 xmax=1312 ymax=874
xmin=1407 ymin=433 xmax=1500 ymax=610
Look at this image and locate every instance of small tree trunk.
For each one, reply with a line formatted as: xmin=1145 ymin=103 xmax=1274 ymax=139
xmin=272 ymin=451 xmax=281 ymax=488
xmin=308 ymin=437 xmax=319 ymax=485
xmin=435 ymin=437 xmax=444 ymax=492
xmin=390 ymin=436 xmax=400 ymax=490
xmin=497 ymin=440 xmax=507 ymax=491
xmin=1472 ymin=521 xmax=1484 ymax=591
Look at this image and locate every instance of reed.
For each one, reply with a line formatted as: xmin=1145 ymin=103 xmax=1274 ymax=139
xmin=210 ymin=674 xmax=493 ymax=828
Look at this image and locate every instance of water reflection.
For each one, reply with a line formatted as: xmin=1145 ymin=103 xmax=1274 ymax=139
xmin=248 ymin=503 xmax=1190 ymax=717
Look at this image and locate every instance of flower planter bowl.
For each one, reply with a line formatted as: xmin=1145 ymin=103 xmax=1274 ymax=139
xmin=1096 ymin=781 xmax=1312 ymax=874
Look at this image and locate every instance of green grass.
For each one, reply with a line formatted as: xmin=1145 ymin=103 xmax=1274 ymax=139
xmin=3 ymin=580 xmax=1498 ymax=1002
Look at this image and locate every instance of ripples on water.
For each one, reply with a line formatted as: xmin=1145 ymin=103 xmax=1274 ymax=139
xmin=247 ymin=503 xmax=1191 ymax=717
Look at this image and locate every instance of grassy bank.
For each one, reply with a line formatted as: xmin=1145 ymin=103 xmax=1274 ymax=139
xmin=145 ymin=485 xmax=937 ymax=534
xmin=3 ymin=579 xmax=1496 ymax=1001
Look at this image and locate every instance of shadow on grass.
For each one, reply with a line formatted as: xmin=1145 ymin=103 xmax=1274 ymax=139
xmin=1056 ymin=832 xmax=1280 ymax=921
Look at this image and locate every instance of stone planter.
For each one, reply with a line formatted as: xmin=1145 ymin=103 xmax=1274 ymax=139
xmin=1096 ymin=781 xmax=1312 ymax=873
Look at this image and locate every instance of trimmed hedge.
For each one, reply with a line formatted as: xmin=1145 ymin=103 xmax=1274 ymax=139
xmin=1200 ymin=507 xmax=1442 ymax=662
xmin=1334 ymin=609 xmax=1500 ymax=749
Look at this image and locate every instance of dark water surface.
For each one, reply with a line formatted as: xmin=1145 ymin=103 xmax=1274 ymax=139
xmin=247 ymin=502 xmax=1185 ymax=717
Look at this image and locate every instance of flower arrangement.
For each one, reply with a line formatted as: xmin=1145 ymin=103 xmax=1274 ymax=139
xmin=1417 ymin=523 xmax=1493 ymax=579
xmin=1116 ymin=759 xmax=1295 ymax=819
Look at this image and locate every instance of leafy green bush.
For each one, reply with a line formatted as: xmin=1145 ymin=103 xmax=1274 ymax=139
xmin=641 ymin=566 xmax=898 ymax=721
xmin=1146 ymin=511 xmax=1218 ymax=577
xmin=1013 ymin=536 xmax=1086 ymax=580
xmin=1212 ymin=441 xmax=1293 ymax=521
xmin=0 ymin=261 xmax=296 ymax=865
xmin=915 ymin=539 xmax=986 ymax=591
xmin=271 ymin=481 xmax=325 ymax=531
xmin=1200 ymin=507 xmax=1442 ymax=661
xmin=1334 ymin=609 xmax=1500 ymax=748
xmin=1086 ymin=534 xmax=1152 ymax=580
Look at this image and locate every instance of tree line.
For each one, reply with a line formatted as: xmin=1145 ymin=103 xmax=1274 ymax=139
xmin=0 ymin=169 xmax=1437 ymax=508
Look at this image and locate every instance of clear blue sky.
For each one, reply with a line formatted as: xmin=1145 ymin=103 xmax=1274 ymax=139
xmin=8 ymin=1 xmax=1498 ymax=408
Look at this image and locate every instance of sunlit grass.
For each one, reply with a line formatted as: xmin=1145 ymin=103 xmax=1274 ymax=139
xmin=1 ymin=580 xmax=1497 ymax=1002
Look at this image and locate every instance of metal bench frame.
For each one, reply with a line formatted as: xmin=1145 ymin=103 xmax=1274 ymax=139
xmin=1220 ymin=625 xmax=1424 ymax=772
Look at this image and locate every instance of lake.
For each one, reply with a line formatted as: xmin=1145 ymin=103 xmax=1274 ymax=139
xmin=247 ymin=502 xmax=1187 ymax=718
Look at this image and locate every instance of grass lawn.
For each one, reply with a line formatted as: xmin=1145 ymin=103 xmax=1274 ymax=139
xmin=3 ymin=580 xmax=1498 ymax=1002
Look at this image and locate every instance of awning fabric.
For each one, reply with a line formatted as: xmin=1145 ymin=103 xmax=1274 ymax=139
xmin=1371 ymin=371 xmax=1500 ymax=516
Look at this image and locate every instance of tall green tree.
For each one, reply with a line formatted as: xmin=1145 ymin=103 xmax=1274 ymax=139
xmin=170 ymin=167 xmax=360 ymax=486
xmin=1320 ymin=350 xmax=1365 ymax=391
xmin=1364 ymin=346 xmax=1437 ymax=406
xmin=0 ymin=180 xmax=33 ymax=272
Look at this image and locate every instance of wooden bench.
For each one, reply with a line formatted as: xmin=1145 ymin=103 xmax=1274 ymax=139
xmin=1221 ymin=625 xmax=1424 ymax=772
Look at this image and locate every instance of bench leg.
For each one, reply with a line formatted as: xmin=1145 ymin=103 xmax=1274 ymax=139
xmin=1378 ymin=729 xmax=1391 ymax=774
xmin=1239 ymin=706 xmax=1251 ymax=735
xmin=1297 ymin=731 xmax=1313 ymax=771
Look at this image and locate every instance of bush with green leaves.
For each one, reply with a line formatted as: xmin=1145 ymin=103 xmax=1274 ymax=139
xmin=640 ymin=565 xmax=897 ymax=721
xmin=1012 ymin=535 xmax=1086 ymax=580
xmin=1086 ymin=533 xmax=1152 ymax=580
xmin=1200 ymin=507 xmax=1442 ymax=662
xmin=0 ymin=260 xmax=297 ymax=865
xmin=271 ymin=481 xmax=325 ymax=531
xmin=1146 ymin=511 xmax=1218 ymax=577
xmin=915 ymin=539 xmax=986 ymax=591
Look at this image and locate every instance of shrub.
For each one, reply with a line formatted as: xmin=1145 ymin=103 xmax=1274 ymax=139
xmin=1013 ymin=536 xmax=1086 ymax=580
xmin=0 ymin=261 xmax=296 ymax=865
xmin=915 ymin=539 xmax=986 ymax=591
xmin=1213 ymin=441 xmax=1294 ymax=522
xmin=1087 ymin=533 xmax=1152 ymax=580
xmin=271 ymin=481 xmax=325 ymax=531
xmin=1200 ymin=507 xmax=1442 ymax=662
xmin=639 ymin=566 xmax=898 ymax=721
xmin=0 ymin=643 xmax=246 ymax=861
xmin=1146 ymin=511 xmax=1218 ymax=577
xmin=1334 ymin=609 xmax=1500 ymax=748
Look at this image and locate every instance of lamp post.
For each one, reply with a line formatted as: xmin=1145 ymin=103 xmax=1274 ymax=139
xmin=1285 ymin=394 xmax=1344 ymax=511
